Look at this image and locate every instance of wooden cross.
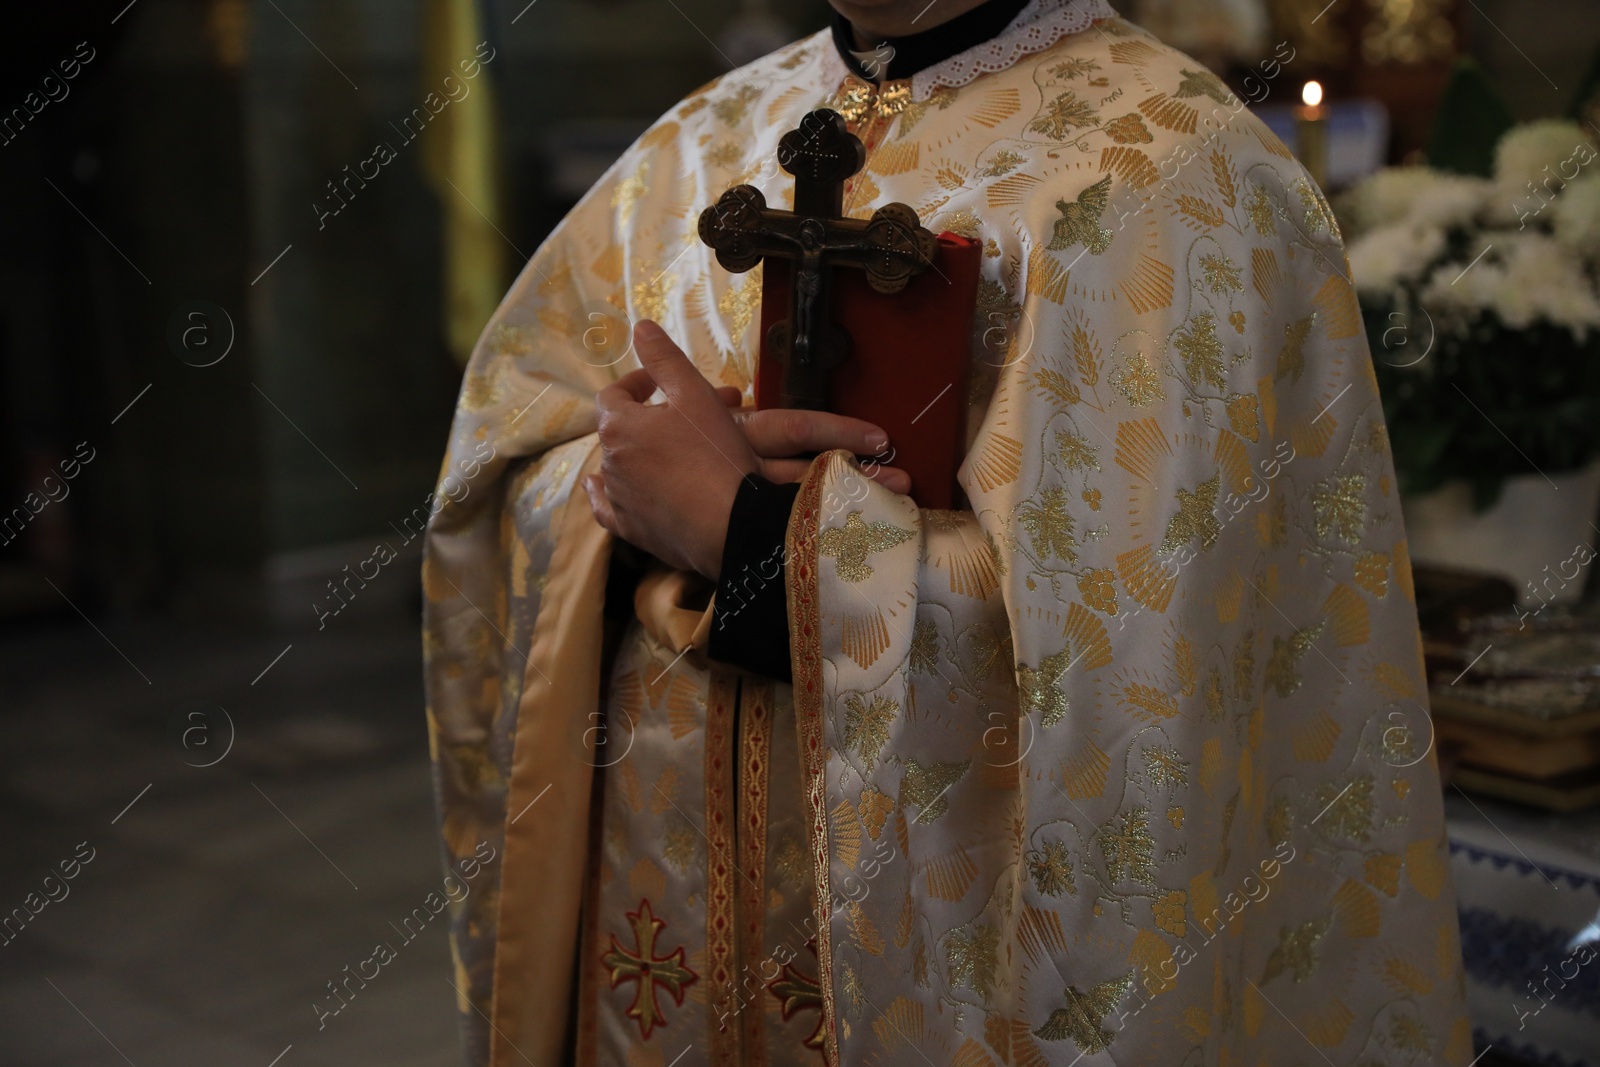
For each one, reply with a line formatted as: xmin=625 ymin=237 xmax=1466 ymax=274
xmin=601 ymin=899 xmax=697 ymax=1039
xmin=698 ymin=109 xmax=938 ymax=410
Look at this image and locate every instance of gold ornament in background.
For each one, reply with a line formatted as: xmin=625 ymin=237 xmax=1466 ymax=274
xmin=1265 ymin=0 xmax=1349 ymax=68
xmin=207 ymin=0 xmax=250 ymax=71
xmin=1362 ymin=0 xmax=1457 ymax=65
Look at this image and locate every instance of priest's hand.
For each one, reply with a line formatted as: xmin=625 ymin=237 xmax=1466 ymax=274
xmin=583 ymin=320 xmax=909 ymax=579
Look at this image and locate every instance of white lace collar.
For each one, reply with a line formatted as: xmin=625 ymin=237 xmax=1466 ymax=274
xmin=818 ymin=0 xmax=1119 ymax=102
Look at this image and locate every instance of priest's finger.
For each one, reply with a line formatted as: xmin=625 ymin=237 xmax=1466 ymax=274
xmin=598 ymin=367 xmax=660 ymax=410
xmin=823 ymin=460 xmax=912 ymax=495
xmin=633 ymin=320 xmax=723 ymax=412
xmin=866 ymin=465 xmax=912 ymax=495
xmin=757 ymin=459 xmax=813 ymax=484
xmin=582 ymin=475 xmax=621 ymax=536
xmin=759 ymin=458 xmax=912 ymax=495
xmin=604 ymin=372 xmax=737 ymax=411
xmin=737 ymin=408 xmax=889 ymax=458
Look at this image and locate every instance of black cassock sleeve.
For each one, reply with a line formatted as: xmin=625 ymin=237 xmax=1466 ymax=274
xmin=707 ymin=474 xmax=802 ymax=683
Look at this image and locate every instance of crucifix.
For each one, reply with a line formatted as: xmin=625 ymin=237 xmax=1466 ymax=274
xmin=697 ymin=109 xmax=938 ymax=410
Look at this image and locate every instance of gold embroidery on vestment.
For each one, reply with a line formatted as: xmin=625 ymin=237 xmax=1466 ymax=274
xmin=842 ymin=694 xmax=898 ymax=772
xmin=1313 ymin=474 xmax=1367 ymax=543
xmin=1034 ymin=972 xmax=1135 ymax=1052
xmin=1019 ymin=487 xmax=1079 ymax=562
xmin=1028 ymin=839 xmax=1076 ymax=896
xmin=1262 ymin=916 xmax=1331 ymax=984
xmin=601 ymin=899 xmax=698 ymax=1039
xmin=818 ymin=512 xmax=914 ymax=583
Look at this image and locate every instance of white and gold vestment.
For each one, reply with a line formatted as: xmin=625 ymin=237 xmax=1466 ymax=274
xmin=424 ymin=4 xmax=1473 ymax=1063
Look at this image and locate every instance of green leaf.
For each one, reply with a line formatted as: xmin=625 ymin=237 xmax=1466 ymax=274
xmin=1470 ymin=475 xmax=1506 ymax=514
xmin=1427 ymin=59 xmax=1516 ymax=177
xmin=1390 ymin=419 xmax=1452 ymax=472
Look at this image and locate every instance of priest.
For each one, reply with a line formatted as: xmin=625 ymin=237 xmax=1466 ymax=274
xmin=423 ymin=0 xmax=1473 ymax=1064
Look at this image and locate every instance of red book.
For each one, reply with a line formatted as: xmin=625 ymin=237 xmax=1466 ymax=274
xmin=755 ymin=232 xmax=983 ymax=510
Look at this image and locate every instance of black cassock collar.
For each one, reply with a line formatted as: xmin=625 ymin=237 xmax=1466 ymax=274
xmin=830 ymin=0 xmax=1034 ymax=83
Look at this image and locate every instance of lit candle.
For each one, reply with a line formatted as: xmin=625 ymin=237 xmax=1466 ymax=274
xmin=1296 ymin=80 xmax=1329 ymax=190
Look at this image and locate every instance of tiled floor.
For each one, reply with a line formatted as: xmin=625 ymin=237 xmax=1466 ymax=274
xmin=0 ymin=611 xmax=460 ymax=1067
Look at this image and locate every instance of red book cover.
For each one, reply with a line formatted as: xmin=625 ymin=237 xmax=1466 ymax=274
xmin=755 ymin=232 xmax=983 ymax=510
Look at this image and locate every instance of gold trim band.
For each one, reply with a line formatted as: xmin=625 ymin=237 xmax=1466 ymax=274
xmin=785 ymin=454 xmax=840 ymax=1065
xmin=705 ymin=669 xmax=740 ymax=1066
xmin=739 ymin=680 xmax=775 ymax=1064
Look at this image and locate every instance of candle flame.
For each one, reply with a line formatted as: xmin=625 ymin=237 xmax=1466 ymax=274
xmin=1302 ymin=81 xmax=1324 ymax=107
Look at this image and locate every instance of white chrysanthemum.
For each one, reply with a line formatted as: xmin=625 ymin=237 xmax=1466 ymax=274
xmin=1347 ymin=223 xmax=1448 ymax=297
xmin=1422 ymin=231 xmax=1600 ymax=337
xmin=1340 ymin=167 xmax=1489 ymax=236
xmin=1414 ymin=173 xmax=1494 ymax=230
xmin=1551 ymin=175 xmax=1600 ymax=255
xmin=1487 ymin=128 xmax=1597 ymax=229
xmin=1340 ymin=168 xmax=1436 ymax=233
xmin=1483 ymin=188 xmax=1537 ymax=229
xmin=1493 ymin=120 xmax=1592 ymax=187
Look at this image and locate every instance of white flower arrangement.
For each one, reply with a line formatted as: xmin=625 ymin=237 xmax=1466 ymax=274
xmin=1341 ymin=120 xmax=1600 ymax=343
xmin=1553 ymin=176 xmax=1600 ymax=257
xmin=1338 ymin=120 xmax=1600 ymax=504
xmin=1496 ymin=119 xmax=1593 ymax=189
xmin=1347 ymin=220 xmax=1448 ymax=298
xmin=1419 ymin=231 xmax=1600 ymax=337
xmin=1341 ymin=167 xmax=1490 ymax=233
